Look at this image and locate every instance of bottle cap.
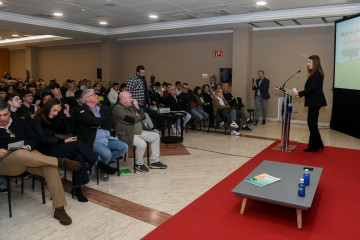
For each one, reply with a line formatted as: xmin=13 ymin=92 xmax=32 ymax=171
xmin=305 ymin=169 xmax=309 ymax=174
xmin=300 ymin=178 xmax=304 ymax=183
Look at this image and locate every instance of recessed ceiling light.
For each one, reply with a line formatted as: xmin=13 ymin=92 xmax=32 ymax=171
xmin=12 ymin=34 xmax=19 ymax=37
xmin=149 ymin=15 xmax=158 ymax=19
xmin=256 ymin=1 xmax=267 ymax=6
xmin=0 ymin=2 xmax=3 ymax=5
xmin=53 ymin=12 xmax=63 ymax=17
xmin=99 ymin=21 xmax=108 ymax=25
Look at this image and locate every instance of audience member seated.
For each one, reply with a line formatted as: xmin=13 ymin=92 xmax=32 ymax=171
xmin=39 ymin=92 xmax=53 ymax=108
xmin=120 ymin=83 xmax=127 ymax=92
xmin=162 ymin=82 xmax=170 ymax=102
xmin=71 ymin=89 xmax=128 ymax=182
xmin=0 ymin=87 xmax=6 ymax=100
xmin=61 ymin=79 xmax=72 ymax=97
xmin=222 ymin=83 xmax=252 ymax=131
xmin=19 ymin=89 xmax=40 ymax=119
xmin=212 ymin=89 xmax=240 ymax=136
xmin=175 ymin=81 xmax=182 ymax=95
xmin=94 ymin=82 xmax=110 ymax=106
xmin=65 ymin=83 xmax=76 ymax=97
xmin=0 ymin=99 xmax=81 ymax=225
xmin=201 ymin=84 xmax=215 ymax=127
xmin=49 ymin=83 xmax=67 ymax=104
xmin=113 ymin=91 xmax=167 ymax=172
xmin=108 ymin=82 xmax=120 ymax=106
xmin=6 ymin=93 xmax=29 ymax=122
xmin=192 ymin=86 xmax=210 ymax=128
xmin=165 ymin=86 xmax=191 ymax=134
xmin=5 ymin=85 xmax=15 ymax=96
xmin=15 ymin=81 xmax=25 ymax=93
xmin=32 ymin=98 xmax=117 ymax=201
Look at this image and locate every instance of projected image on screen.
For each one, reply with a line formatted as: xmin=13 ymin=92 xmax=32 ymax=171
xmin=334 ymin=15 xmax=360 ymax=90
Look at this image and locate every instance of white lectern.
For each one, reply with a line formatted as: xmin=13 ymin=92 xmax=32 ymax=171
xmin=273 ymin=87 xmax=297 ymax=152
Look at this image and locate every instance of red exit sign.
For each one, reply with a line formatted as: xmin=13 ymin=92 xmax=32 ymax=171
xmin=212 ymin=51 xmax=223 ymax=57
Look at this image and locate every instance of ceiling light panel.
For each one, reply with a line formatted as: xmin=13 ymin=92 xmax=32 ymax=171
xmin=251 ymin=21 xmax=279 ymax=28
xmin=296 ymin=18 xmax=326 ymax=25
xmin=276 ymin=20 xmax=299 ymax=26
xmin=128 ymin=0 xmax=184 ymax=13
xmin=165 ymin=0 xmax=224 ymax=9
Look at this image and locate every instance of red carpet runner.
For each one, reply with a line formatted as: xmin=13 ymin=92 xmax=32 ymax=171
xmin=143 ymin=141 xmax=360 ymax=240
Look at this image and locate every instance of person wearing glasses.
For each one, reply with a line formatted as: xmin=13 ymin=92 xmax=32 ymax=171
xmin=0 ymin=99 xmax=81 ymax=225
xmin=71 ymin=89 xmax=128 ymax=182
xmin=6 ymin=93 xmax=30 ymax=122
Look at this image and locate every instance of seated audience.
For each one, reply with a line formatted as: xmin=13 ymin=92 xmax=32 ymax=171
xmin=6 ymin=93 xmax=29 ymax=122
xmin=212 ymin=89 xmax=240 ymax=136
xmin=165 ymin=86 xmax=191 ymax=134
xmin=175 ymin=81 xmax=182 ymax=95
xmin=32 ymin=98 xmax=117 ymax=201
xmin=0 ymin=99 xmax=81 ymax=225
xmin=120 ymin=83 xmax=127 ymax=92
xmin=108 ymin=82 xmax=120 ymax=106
xmin=113 ymin=91 xmax=167 ymax=172
xmin=191 ymin=86 xmax=209 ymax=127
xmin=71 ymin=89 xmax=128 ymax=182
xmin=94 ymin=82 xmax=110 ymax=106
xmin=19 ymin=89 xmax=40 ymax=119
xmin=178 ymin=85 xmax=208 ymax=128
xmin=0 ymin=87 xmax=6 ymax=100
xmin=222 ymin=83 xmax=252 ymax=131
xmin=65 ymin=83 xmax=76 ymax=97
xmin=49 ymin=83 xmax=67 ymax=104
xmin=201 ymin=84 xmax=215 ymax=127
xmin=15 ymin=81 xmax=25 ymax=93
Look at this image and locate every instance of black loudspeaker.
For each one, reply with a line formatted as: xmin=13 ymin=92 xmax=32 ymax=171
xmin=97 ymin=68 xmax=102 ymax=79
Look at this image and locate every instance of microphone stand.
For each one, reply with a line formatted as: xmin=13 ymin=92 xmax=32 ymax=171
xmin=281 ymin=70 xmax=301 ymax=90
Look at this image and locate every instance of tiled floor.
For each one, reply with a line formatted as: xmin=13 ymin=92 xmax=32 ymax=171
xmin=1 ymin=121 xmax=359 ymax=240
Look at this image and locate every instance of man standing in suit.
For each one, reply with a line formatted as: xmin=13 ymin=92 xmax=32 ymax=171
xmin=252 ymin=70 xmax=270 ymax=125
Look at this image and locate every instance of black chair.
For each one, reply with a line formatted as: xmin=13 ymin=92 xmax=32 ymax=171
xmin=6 ymin=173 xmax=46 ymax=218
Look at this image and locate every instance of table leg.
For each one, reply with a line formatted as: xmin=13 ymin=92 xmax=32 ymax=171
xmin=296 ymin=209 xmax=302 ymax=229
xmin=240 ymin=197 xmax=247 ymax=214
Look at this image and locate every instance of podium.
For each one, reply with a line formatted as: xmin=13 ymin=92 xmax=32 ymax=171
xmin=273 ymin=87 xmax=297 ymax=152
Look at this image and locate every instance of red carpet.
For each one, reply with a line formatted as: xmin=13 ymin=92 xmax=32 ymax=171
xmin=143 ymin=141 xmax=360 ymax=240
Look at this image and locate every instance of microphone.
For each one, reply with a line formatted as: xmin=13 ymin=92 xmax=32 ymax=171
xmin=281 ymin=70 xmax=301 ymax=89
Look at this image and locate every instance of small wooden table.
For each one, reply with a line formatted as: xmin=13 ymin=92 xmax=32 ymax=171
xmin=232 ymin=160 xmax=323 ymax=229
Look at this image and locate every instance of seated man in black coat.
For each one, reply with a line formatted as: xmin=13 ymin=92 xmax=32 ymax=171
xmin=0 ymin=99 xmax=81 ymax=225
xmin=165 ymin=86 xmax=191 ymax=134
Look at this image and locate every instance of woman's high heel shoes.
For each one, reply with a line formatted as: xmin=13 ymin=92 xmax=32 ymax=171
xmin=71 ymin=187 xmax=88 ymax=202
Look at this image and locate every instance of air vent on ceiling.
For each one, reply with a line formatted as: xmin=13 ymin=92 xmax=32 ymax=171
xmin=32 ymin=13 xmax=55 ymax=19
xmin=206 ymin=9 xmax=231 ymax=16
xmin=104 ymin=3 xmax=116 ymax=7
xmin=172 ymin=13 xmax=197 ymax=20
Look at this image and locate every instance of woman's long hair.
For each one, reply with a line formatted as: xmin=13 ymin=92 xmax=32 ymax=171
xmin=36 ymin=98 xmax=64 ymax=123
xmin=308 ymin=55 xmax=324 ymax=77
xmin=193 ymin=86 xmax=201 ymax=96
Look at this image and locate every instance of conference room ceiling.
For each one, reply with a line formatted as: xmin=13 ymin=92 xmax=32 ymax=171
xmin=0 ymin=0 xmax=359 ymax=47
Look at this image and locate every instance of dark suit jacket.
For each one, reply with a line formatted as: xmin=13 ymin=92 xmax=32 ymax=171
xmin=299 ymin=70 xmax=327 ymax=107
xmin=71 ymin=104 xmax=114 ymax=147
xmin=252 ymin=77 xmax=270 ymax=99
xmin=0 ymin=118 xmax=39 ymax=150
xmin=165 ymin=94 xmax=180 ymax=111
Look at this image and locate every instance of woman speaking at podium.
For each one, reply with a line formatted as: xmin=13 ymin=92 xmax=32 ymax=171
xmin=294 ymin=55 xmax=327 ymax=152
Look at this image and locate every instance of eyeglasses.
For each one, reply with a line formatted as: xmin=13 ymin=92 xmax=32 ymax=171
xmin=86 ymin=93 xmax=97 ymax=98
xmin=6 ymin=129 xmax=15 ymax=138
xmin=12 ymin=98 xmax=22 ymax=102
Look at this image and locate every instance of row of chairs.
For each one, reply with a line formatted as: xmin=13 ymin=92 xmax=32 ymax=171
xmin=4 ymin=143 xmax=151 ymax=218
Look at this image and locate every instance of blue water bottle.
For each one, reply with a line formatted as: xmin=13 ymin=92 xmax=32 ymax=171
xmin=287 ymin=102 xmax=292 ymax=114
xmin=298 ymin=178 xmax=305 ymax=197
xmin=304 ymin=169 xmax=310 ymax=186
